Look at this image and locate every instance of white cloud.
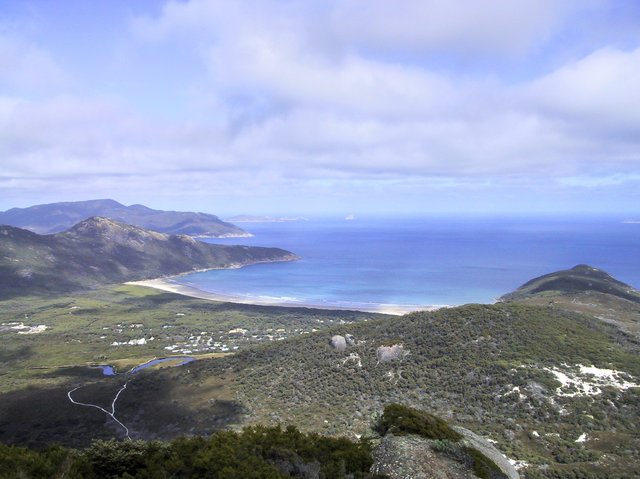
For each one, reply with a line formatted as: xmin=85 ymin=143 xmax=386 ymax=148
xmin=331 ymin=0 xmax=577 ymax=55
xmin=527 ymin=45 xmax=640 ymax=130
xmin=1 ymin=0 xmax=639 ymax=214
xmin=0 ymin=34 xmax=68 ymax=92
xmin=133 ymin=0 xmax=580 ymax=56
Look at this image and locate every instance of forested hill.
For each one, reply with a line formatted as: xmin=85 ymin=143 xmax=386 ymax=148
xmin=0 ymin=217 xmax=297 ymax=298
xmin=500 ymin=264 xmax=640 ymax=304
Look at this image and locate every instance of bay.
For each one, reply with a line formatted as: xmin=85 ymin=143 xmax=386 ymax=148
xmin=173 ymin=217 xmax=640 ymax=312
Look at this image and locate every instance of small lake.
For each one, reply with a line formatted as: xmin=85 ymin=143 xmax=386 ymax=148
xmin=94 ymin=356 xmax=196 ymax=376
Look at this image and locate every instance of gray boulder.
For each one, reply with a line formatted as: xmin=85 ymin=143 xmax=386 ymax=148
xmin=376 ymin=344 xmax=406 ymax=363
xmin=329 ymin=335 xmax=347 ymax=352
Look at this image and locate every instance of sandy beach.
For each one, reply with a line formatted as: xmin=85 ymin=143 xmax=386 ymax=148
xmin=126 ymin=277 xmax=445 ymax=316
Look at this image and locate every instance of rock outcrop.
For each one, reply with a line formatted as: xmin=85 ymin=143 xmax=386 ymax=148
xmin=329 ymin=335 xmax=347 ymax=352
xmin=372 ymin=434 xmax=479 ymax=479
xmin=376 ymin=344 xmax=406 ymax=363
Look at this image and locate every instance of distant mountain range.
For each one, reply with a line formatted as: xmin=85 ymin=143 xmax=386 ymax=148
xmin=0 ymin=217 xmax=297 ymax=299
xmin=0 ymin=199 xmax=249 ymax=237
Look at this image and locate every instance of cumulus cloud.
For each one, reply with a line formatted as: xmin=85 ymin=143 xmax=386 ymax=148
xmin=125 ymin=0 xmax=640 ymax=178
xmin=527 ymin=46 xmax=640 ymax=130
xmin=1 ymin=0 xmax=639 ymax=213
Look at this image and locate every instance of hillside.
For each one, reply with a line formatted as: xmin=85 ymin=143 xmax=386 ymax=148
xmin=1 ymin=267 xmax=639 ymax=477
xmin=0 ymin=405 xmax=515 ymax=478
xmin=0 ymin=199 xmax=248 ymax=237
xmin=500 ymin=264 xmax=640 ymax=304
xmin=0 ymin=217 xmax=296 ymax=298
xmin=1 ymin=297 xmax=638 ymax=477
xmin=500 ymin=264 xmax=640 ymax=336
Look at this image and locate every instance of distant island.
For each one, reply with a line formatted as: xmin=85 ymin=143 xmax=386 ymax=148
xmin=0 ymin=199 xmax=250 ymax=237
xmin=226 ymin=215 xmax=309 ymax=223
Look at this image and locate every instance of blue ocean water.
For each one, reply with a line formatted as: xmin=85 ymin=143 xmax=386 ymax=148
xmin=175 ymin=217 xmax=640 ymax=311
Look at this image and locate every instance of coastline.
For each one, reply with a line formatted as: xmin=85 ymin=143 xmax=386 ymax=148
xmin=192 ymin=232 xmax=254 ymax=239
xmin=126 ymin=277 xmax=447 ymax=316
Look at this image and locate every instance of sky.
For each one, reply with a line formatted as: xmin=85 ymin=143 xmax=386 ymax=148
xmin=1 ymin=0 xmax=639 ymax=217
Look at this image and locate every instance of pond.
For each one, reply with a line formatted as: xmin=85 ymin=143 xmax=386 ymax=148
xmin=93 ymin=356 xmax=196 ymax=376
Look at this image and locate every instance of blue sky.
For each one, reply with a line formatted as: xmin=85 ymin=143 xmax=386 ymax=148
xmin=1 ymin=0 xmax=639 ymax=217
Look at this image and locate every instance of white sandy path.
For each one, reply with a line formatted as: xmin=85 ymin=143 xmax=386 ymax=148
xmin=67 ymin=384 xmax=131 ymax=440
xmin=127 ymin=278 xmax=446 ymax=316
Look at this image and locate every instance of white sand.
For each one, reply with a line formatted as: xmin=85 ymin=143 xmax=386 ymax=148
xmin=544 ymin=364 xmax=640 ymax=396
xmin=126 ymin=277 xmax=445 ymax=316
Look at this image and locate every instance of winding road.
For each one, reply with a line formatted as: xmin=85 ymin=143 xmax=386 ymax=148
xmin=68 ymin=383 xmax=131 ymax=439
xmin=66 ymin=356 xmax=195 ymax=440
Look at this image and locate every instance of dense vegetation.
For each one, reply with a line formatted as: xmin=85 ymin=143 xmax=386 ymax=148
xmin=374 ymin=404 xmax=507 ymax=479
xmin=375 ymin=403 xmax=462 ymax=441
xmin=0 ymin=217 xmax=295 ymax=298
xmin=0 ymin=426 xmax=385 ymax=479
xmin=192 ymin=303 xmax=640 ymax=477
xmin=501 ymin=264 xmax=640 ymax=304
xmin=1 ymin=269 xmax=639 ymax=477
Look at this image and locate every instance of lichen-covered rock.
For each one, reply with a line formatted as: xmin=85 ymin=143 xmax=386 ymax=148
xmin=376 ymin=344 xmax=406 ymax=363
xmin=371 ymin=434 xmax=476 ymax=479
xmin=329 ymin=335 xmax=347 ymax=352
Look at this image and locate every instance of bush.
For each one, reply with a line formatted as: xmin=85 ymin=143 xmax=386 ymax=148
xmin=0 ymin=443 xmax=70 ymax=479
xmin=0 ymin=426 xmax=386 ymax=479
xmin=463 ymin=446 xmax=507 ymax=479
xmin=375 ymin=403 xmax=462 ymax=441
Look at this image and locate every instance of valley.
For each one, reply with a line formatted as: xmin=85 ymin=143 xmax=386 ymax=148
xmin=1 ymin=267 xmax=639 ymax=477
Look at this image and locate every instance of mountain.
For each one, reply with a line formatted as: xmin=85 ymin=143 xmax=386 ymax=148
xmin=500 ymin=264 xmax=640 ymax=304
xmin=0 ymin=217 xmax=297 ymax=298
xmin=0 ymin=199 xmax=249 ymax=237
xmin=500 ymin=265 xmax=640 ymax=337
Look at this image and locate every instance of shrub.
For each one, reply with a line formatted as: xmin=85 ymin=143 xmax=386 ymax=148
xmin=375 ymin=403 xmax=462 ymax=441
xmin=463 ymin=446 xmax=507 ymax=479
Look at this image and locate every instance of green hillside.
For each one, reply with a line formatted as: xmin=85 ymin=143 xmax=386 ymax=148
xmin=2 ymin=292 xmax=638 ymax=477
xmin=0 ymin=217 xmax=296 ymax=299
xmin=188 ymin=303 xmax=640 ymax=477
xmin=501 ymin=264 xmax=640 ymax=304
xmin=1 ymin=266 xmax=639 ymax=477
xmin=500 ymin=264 xmax=640 ymax=337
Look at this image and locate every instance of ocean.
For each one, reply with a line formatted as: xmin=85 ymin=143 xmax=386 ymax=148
xmin=174 ymin=217 xmax=640 ymax=312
